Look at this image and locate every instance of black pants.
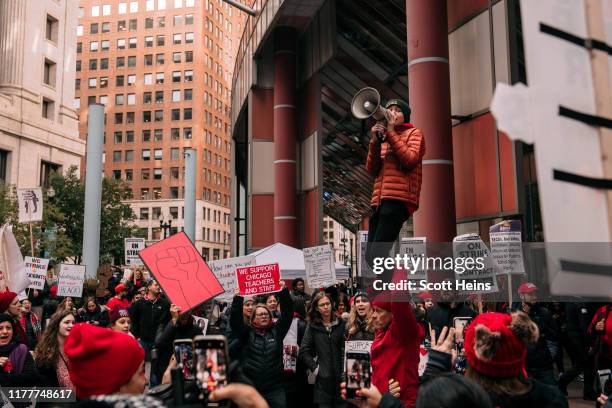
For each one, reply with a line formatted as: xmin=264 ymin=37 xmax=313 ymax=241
xmin=365 ymin=200 xmax=410 ymax=285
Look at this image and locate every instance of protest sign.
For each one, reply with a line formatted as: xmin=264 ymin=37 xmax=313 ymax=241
xmin=208 ymin=255 xmax=255 ymax=302
xmin=303 ymin=245 xmax=336 ymax=288
xmin=490 ymin=220 xmax=525 ymax=276
xmin=236 ymin=263 xmax=281 ymax=296
xmin=192 ymin=316 xmax=209 ymax=335
xmin=398 ymin=237 xmax=427 ymax=282
xmin=0 ymin=224 xmax=30 ymax=293
xmin=124 ymin=238 xmax=145 ymax=266
xmin=139 ymin=232 xmax=224 ymax=311
xmin=57 ymin=264 xmax=86 ymax=297
xmin=356 ymin=231 xmax=370 ymax=277
xmin=17 ymin=188 xmax=43 ymax=223
xmin=343 ymin=340 xmax=373 ymax=370
xmin=24 ymin=256 xmax=49 ymax=290
xmin=453 ymin=234 xmax=498 ymax=294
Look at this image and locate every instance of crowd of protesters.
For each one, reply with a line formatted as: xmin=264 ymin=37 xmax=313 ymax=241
xmin=0 ymin=263 xmax=610 ymax=408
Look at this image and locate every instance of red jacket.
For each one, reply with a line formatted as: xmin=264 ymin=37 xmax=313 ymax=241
xmin=370 ymin=298 xmax=424 ymax=407
xmin=588 ymin=305 xmax=612 ymax=359
xmin=365 ymin=123 xmax=425 ymax=212
xmin=106 ymin=297 xmax=130 ymax=312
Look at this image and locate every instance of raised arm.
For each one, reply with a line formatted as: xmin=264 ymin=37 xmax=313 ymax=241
xmin=275 ymin=286 xmax=294 ymax=341
xmin=230 ymin=294 xmax=245 ymax=337
xmin=386 ymin=128 xmax=425 ymax=171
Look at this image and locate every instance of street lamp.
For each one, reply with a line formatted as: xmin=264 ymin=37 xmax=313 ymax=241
xmin=160 ymin=214 xmax=173 ymax=239
xmin=341 ymin=232 xmax=348 ymax=266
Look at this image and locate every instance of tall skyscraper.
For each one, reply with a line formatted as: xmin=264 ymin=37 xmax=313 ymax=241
xmin=75 ymin=0 xmax=237 ymax=260
xmin=0 ymin=0 xmax=85 ymax=187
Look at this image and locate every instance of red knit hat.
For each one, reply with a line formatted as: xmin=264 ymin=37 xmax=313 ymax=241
xmin=418 ymin=292 xmax=433 ymax=301
xmin=0 ymin=291 xmax=17 ymax=313
xmin=464 ymin=312 xmax=527 ymax=378
xmin=64 ymin=323 xmax=144 ymax=398
xmin=109 ymin=307 xmax=130 ymax=324
xmin=114 ymin=283 xmax=127 ymax=294
xmin=49 ymin=286 xmax=58 ymax=297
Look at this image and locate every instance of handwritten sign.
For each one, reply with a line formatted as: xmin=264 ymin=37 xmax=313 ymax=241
xmin=303 ymin=245 xmax=336 ymax=288
xmin=344 ymin=340 xmax=373 ymax=369
xmin=236 ymin=263 xmax=281 ymax=296
xmin=57 ymin=264 xmax=86 ymax=297
xmin=139 ymin=232 xmax=223 ymax=311
xmin=490 ymin=220 xmax=526 ymax=276
xmin=24 ymin=256 xmax=49 ymax=290
xmin=124 ymin=238 xmax=145 ymax=266
xmin=208 ymin=255 xmax=255 ymax=302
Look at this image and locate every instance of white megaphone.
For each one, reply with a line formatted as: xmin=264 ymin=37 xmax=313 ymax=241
xmin=351 ymin=87 xmax=388 ymax=122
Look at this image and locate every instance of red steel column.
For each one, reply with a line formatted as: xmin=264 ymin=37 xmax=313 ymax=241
xmin=407 ymin=0 xmax=456 ymax=242
xmin=273 ymin=27 xmax=298 ymax=246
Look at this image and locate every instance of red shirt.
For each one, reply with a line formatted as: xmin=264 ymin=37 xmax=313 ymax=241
xmin=106 ymin=297 xmax=130 ymax=312
xmin=589 ymin=305 xmax=612 ymax=359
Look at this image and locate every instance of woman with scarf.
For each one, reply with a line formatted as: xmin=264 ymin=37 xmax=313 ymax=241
xmin=34 ymin=309 xmax=76 ymax=389
xmin=19 ymin=299 xmax=41 ymax=350
xmin=231 ymin=281 xmax=293 ymax=408
xmin=0 ymin=291 xmax=27 ymax=345
xmin=299 ymin=292 xmax=347 ymax=408
xmin=346 ymin=291 xmax=375 ymax=341
xmin=0 ymin=314 xmax=39 ymax=386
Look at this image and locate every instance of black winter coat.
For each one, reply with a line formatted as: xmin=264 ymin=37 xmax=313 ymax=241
xmin=76 ymin=306 xmax=109 ymax=327
xmin=299 ymin=318 xmax=346 ymax=405
xmin=512 ymin=303 xmax=557 ymax=371
xmin=130 ymin=296 xmax=170 ymax=342
xmin=426 ymin=303 xmax=477 ymax=334
xmin=231 ymin=287 xmax=294 ymax=393
xmin=154 ymin=319 xmax=203 ymax=380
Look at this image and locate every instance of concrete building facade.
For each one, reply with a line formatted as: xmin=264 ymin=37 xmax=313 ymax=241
xmin=0 ymin=0 xmax=85 ymax=188
xmin=75 ymin=0 xmax=240 ymax=259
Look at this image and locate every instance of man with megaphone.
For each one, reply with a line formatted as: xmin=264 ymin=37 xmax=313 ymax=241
xmin=361 ymin=95 xmax=425 ymax=284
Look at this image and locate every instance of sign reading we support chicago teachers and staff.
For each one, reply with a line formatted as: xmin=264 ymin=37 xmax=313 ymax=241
xmin=24 ymin=256 xmax=49 ymax=290
xmin=57 ymin=264 xmax=86 ymax=298
xmin=236 ymin=263 xmax=281 ymax=296
xmin=124 ymin=237 xmax=145 ymax=266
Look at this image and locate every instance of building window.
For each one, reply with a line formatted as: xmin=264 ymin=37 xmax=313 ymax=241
xmin=118 ymin=20 xmax=127 ymax=31
xmin=77 ymin=42 xmax=82 ymax=53
xmin=112 ymin=170 xmax=121 ymax=180
xmin=172 ymin=90 xmax=180 ymax=102
xmin=156 ymin=53 xmax=165 ymax=65
xmin=115 ymin=113 xmax=123 ymax=124
xmin=158 ymin=0 xmax=167 ymax=10
xmin=155 ymin=91 xmax=164 ymax=103
xmin=142 ymin=149 xmax=151 ymax=161
xmin=172 ymin=71 xmax=181 ymax=82
xmin=156 ymin=72 xmax=164 ymax=84
xmin=170 ymin=187 xmax=179 ymax=199
xmin=114 ymin=131 xmax=123 ymax=143
xmin=170 ymin=206 xmax=179 ymax=218
xmin=141 ymin=168 xmax=150 ymax=180
xmin=119 ymin=3 xmax=127 ymax=14
xmin=128 ymin=56 xmax=136 ymax=67
xmin=143 ymin=92 xmax=152 ymax=104
xmin=43 ymin=59 xmax=57 ymax=87
xmin=89 ymin=59 xmax=97 ymax=70
xmin=184 ymin=70 xmax=193 ymax=82
xmin=90 ymin=23 xmax=99 ymax=34
xmin=87 ymin=96 xmax=96 ymax=105
xmin=46 ymin=15 xmax=58 ymax=42
xmin=170 ymin=167 xmax=179 ymax=180
xmin=126 ymin=112 xmax=135 ymax=123
xmin=90 ymin=41 xmax=98 ymax=52
xmin=102 ymin=22 xmax=110 ymax=32
xmin=153 ymin=188 xmax=162 ymax=199
xmin=152 ymin=207 xmax=162 ymax=219
xmin=140 ymin=208 xmax=150 ymax=220
xmin=184 ymin=89 xmax=192 ymax=100
xmin=113 ymin=151 xmax=122 ymax=162
xmin=126 ymin=131 xmax=134 ymax=142
xmin=145 ymin=54 xmax=153 ymax=66
xmin=173 ymin=52 xmax=181 ymax=63
xmin=77 ymin=25 xmax=83 ymax=36
xmin=99 ymin=95 xmax=108 ymax=105
xmin=183 ymin=108 xmax=192 ymax=120
xmin=115 ymin=94 xmax=124 ymax=105
xmin=158 ymin=16 xmax=165 ymax=27
xmin=185 ymin=13 xmax=193 ymax=25
xmin=145 ymin=36 xmax=154 ymax=47
xmin=186 ymin=0 xmax=194 ymax=7
xmin=154 ymin=110 xmax=163 ymax=122
xmin=88 ymin=77 xmax=97 ymax=88
xmin=183 ymin=127 xmax=192 ymax=139
xmin=185 ymin=50 xmax=193 ymax=62
xmin=117 ymin=39 xmax=126 ymax=50
xmin=102 ymin=4 xmax=111 ymax=16
xmin=125 ymin=169 xmax=133 ymax=181
xmin=146 ymin=0 xmax=154 ymax=11
xmin=154 ymin=129 xmax=163 ymax=141
xmin=157 ymin=35 xmax=165 ymax=46
xmin=127 ymin=93 xmax=135 ymax=105
xmin=173 ymin=15 xmax=182 ymax=26
xmin=141 ymin=188 xmax=150 ymax=200
xmin=73 ymin=97 xmax=80 ymax=109
xmin=174 ymin=0 xmax=182 ymax=8
xmin=144 ymin=73 xmax=153 ymax=85
xmin=142 ymin=130 xmax=151 ymax=141
xmin=129 ymin=19 xmax=137 ymax=30
xmin=129 ymin=37 xmax=137 ymax=48
xmin=154 ymin=168 xmax=162 ymax=180
xmin=125 ymin=150 xmax=134 ymax=162
xmin=76 ymin=60 xmax=82 ymax=72
xmin=91 ymin=5 xmax=100 ymax=16
xmin=127 ymin=74 xmax=136 ymax=86
xmin=39 ymin=161 xmax=60 ymax=188
xmin=117 ymin=57 xmax=125 ymax=68
xmin=143 ymin=111 xmax=151 ymax=122
xmin=100 ymin=58 xmax=109 ymax=69
xmin=171 ymin=109 xmax=180 ymax=120
xmin=185 ymin=32 xmax=194 ymax=43
xmin=116 ymin=75 xmax=125 ymax=86
xmin=41 ymin=98 xmax=54 ymax=119
xmin=173 ymin=33 xmax=181 ymax=45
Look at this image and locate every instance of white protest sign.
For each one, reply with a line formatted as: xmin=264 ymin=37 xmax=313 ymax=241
xmin=453 ymin=234 xmax=498 ymax=294
xmin=57 ymin=264 xmax=86 ymax=297
xmin=303 ymin=245 xmax=336 ymax=288
xmin=17 ymin=188 xmax=43 ymax=223
xmin=490 ymin=220 xmax=525 ymax=276
xmin=124 ymin=238 xmax=145 ymax=266
xmin=208 ymin=255 xmax=255 ymax=302
xmin=399 ymin=237 xmax=427 ymax=281
xmin=24 ymin=256 xmax=49 ymax=290
xmin=344 ymin=340 xmax=373 ymax=369
xmin=356 ymin=231 xmax=370 ymax=277
xmin=192 ymin=316 xmax=209 ymax=335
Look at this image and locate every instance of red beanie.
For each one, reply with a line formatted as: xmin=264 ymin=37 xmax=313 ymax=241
xmin=464 ymin=312 xmax=527 ymax=378
xmin=109 ymin=307 xmax=130 ymax=324
xmin=49 ymin=286 xmax=58 ymax=297
xmin=518 ymin=282 xmax=537 ymax=294
xmin=0 ymin=291 xmax=17 ymax=313
xmin=64 ymin=323 xmax=144 ymax=398
xmin=114 ymin=284 xmax=126 ymax=294
xmin=418 ymin=292 xmax=433 ymax=300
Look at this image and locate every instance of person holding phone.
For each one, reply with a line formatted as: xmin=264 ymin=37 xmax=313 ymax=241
xmin=231 ymin=280 xmax=293 ymax=408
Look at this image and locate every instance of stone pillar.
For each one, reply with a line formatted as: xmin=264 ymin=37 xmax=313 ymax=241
xmin=273 ymin=27 xmax=298 ymax=247
xmin=407 ymin=0 xmax=457 ymax=242
xmin=0 ymin=0 xmax=25 ymax=89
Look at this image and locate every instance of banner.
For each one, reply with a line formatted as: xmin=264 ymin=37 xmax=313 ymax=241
xmin=303 ymin=245 xmax=336 ymax=288
xmin=124 ymin=238 xmax=145 ymax=266
xmin=399 ymin=237 xmax=427 ymax=282
xmin=0 ymin=224 xmax=29 ymax=293
xmin=138 ymin=232 xmax=224 ymax=311
xmin=24 ymin=256 xmax=49 ymax=290
xmin=57 ymin=264 xmax=86 ymax=297
xmin=490 ymin=220 xmax=526 ymax=276
xmin=208 ymin=255 xmax=255 ymax=302
xmin=17 ymin=187 xmax=43 ymax=223
xmin=236 ymin=263 xmax=281 ymax=296
xmin=453 ymin=234 xmax=499 ymax=294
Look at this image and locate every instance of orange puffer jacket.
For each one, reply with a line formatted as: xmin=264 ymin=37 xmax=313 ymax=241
xmin=365 ymin=123 xmax=425 ymax=211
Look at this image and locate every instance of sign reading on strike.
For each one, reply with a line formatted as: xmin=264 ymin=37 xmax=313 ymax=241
xmin=236 ymin=263 xmax=281 ymax=296
xmin=124 ymin=238 xmax=145 ymax=266
xmin=24 ymin=256 xmax=49 ymax=290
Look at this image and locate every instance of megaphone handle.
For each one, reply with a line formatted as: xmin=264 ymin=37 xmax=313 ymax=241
xmin=376 ymin=131 xmax=386 ymax=143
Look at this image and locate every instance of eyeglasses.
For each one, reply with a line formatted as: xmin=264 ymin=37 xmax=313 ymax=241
xmin=255 ymin=312 xmax=269 ymax=318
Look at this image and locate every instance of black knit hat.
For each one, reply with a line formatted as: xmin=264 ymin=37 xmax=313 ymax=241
xmin=385 ymin=99 xmax=411 ymax=123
